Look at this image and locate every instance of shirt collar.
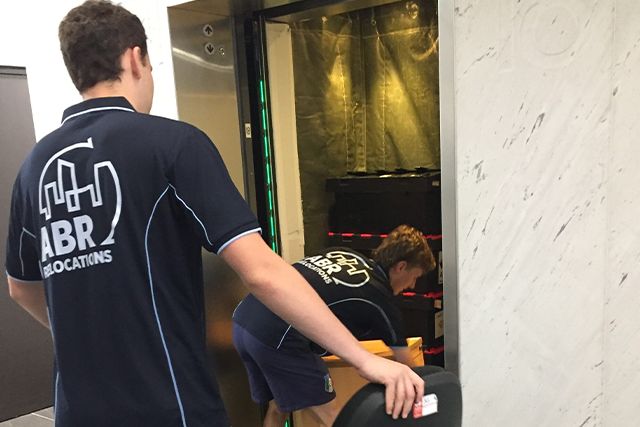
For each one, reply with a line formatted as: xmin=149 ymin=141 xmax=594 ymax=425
xmin=61 ymin=97 xmax=136 ymax=125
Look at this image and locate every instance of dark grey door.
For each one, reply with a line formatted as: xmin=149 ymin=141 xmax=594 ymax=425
xmin=0 ymin=66 xmax=53 ymax=422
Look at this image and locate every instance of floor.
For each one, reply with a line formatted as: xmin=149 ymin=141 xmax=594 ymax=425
xmin=0 ymin=408 xmax=54 ymax=427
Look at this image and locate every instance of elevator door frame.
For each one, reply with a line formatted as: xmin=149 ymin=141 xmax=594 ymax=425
xmin=0 ymin=66 xmax=54 ymax=421
xmin=241 ymin=0 xmax=460 ymax=376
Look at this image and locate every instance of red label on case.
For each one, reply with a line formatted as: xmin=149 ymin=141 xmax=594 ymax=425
xmin=413 ymin=394 xmax=438 ymax=418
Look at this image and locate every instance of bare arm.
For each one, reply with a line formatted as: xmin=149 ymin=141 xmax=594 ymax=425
xmin=7 ymin=276 xmax=50 ymax=329
xmin=220 ymin=233 xmax=424 ymax=419
xmin=393 ymin=347 xmax=420 ymax=367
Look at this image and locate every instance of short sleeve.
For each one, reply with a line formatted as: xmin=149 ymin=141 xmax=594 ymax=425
xmin=169 ymin=128 xmax=261 ymax=254
xmin=5 ymin=177 xmax=42 ymax=282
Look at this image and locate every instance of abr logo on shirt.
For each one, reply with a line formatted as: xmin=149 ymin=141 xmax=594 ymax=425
xmin=296 ymin=251 xmax=372 ymax=287
xmin=38 ymin=138 xmax=121 ymax=278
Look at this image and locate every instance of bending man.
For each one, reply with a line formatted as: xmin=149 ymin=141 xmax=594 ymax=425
xmin=233 ymin=225 xmax=436 ymax=427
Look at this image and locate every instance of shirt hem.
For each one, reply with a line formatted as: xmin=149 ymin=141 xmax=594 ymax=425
xmin=216 ymin=227 xmax=262 ymax=255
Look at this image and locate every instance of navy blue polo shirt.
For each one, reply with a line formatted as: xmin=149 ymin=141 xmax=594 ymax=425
xmin=233 ymin=248 xmax=407 ymax=354
xmin=5 ymin=97 xmax=260 ymax=427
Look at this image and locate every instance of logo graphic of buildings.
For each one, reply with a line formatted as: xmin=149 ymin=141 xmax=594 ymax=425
xmin=38 ymin=138 xmax=121 ymax=246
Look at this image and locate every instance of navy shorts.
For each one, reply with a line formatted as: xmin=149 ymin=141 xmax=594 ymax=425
xmin=232 ymin=323 xmax=336 ymax=413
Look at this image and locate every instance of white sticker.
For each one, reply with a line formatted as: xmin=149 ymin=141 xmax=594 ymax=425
xmin=435 ymin=310 xmax=444 ymax=339
xmin=434 ymin=299 xmax=442 ymax=309
xmin=413 ymin=393 xmax=438 ymax=418
xmin=244 ymin=123 xmax=252 ymax=139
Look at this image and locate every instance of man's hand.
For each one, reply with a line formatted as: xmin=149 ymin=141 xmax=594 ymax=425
xmin=355 ymin=354 xmax=424 ymax=419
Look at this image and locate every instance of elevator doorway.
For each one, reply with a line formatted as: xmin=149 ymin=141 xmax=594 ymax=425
xmin=245 ymin=0 xmax=446 ymax=373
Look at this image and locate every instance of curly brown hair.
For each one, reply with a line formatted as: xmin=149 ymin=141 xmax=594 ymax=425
xmin=372 ymin=225 xmax=436 ymax=273
xmin=58 ymin=0 xmax=148 ymax=92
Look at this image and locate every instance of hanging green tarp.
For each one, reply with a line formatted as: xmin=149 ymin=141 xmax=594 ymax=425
xmin=291 ymin=0 xmax=440 ymax=253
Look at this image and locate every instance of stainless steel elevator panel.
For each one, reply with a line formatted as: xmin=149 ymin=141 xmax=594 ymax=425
xmin=169 ymin=8 xmax=245 ymax=195
xmin=0 ymin=67 xmax=53 ymax=421
xmin=167 ymin=8 xmax=262 ymax=427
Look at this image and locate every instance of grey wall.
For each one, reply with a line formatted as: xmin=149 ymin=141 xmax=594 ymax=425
xmin=0 ymin=67 xmax=53 ymax=421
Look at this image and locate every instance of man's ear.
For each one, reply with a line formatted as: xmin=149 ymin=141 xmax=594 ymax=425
xmin=392 ymin=260 xmax=408 ymax=273
xmin=129 ymin=47 xmax=143 ymax=80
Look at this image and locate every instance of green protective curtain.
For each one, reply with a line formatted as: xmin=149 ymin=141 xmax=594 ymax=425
xmin=290 ymin=0 xmax=440 ymax=254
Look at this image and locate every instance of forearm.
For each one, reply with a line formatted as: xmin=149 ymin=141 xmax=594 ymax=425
xmin=393 ymin=347 xmax=418 ymax=367
xmin=7 ymin=277 xmax=50 ymax=329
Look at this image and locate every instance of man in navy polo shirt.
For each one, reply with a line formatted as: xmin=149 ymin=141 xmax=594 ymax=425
xmin=4 ymin=1 xmax=423 ymax=426
xmin=233 ymin=225 xmax=436 ymax=427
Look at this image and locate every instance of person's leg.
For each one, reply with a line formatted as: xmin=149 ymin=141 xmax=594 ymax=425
xmin=233 ymin=324 xmax=274 ymax=406
xmin=307 ymin=398 xmax=341 ymax=427
xmin=263 ymin=400 xmax=290 ymax=427
xmin=238 ymin=326 xmax=337 ymax=421
xmin=259 ymin=349 xmax=337 ymax=419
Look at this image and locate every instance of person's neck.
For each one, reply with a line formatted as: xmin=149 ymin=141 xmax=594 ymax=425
xmin=82 ymin=83 xmax=135 ymax=109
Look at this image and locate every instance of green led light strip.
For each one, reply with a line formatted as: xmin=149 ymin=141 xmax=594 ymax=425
xmin=259 ymin=78 xmax=278 ymax=253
